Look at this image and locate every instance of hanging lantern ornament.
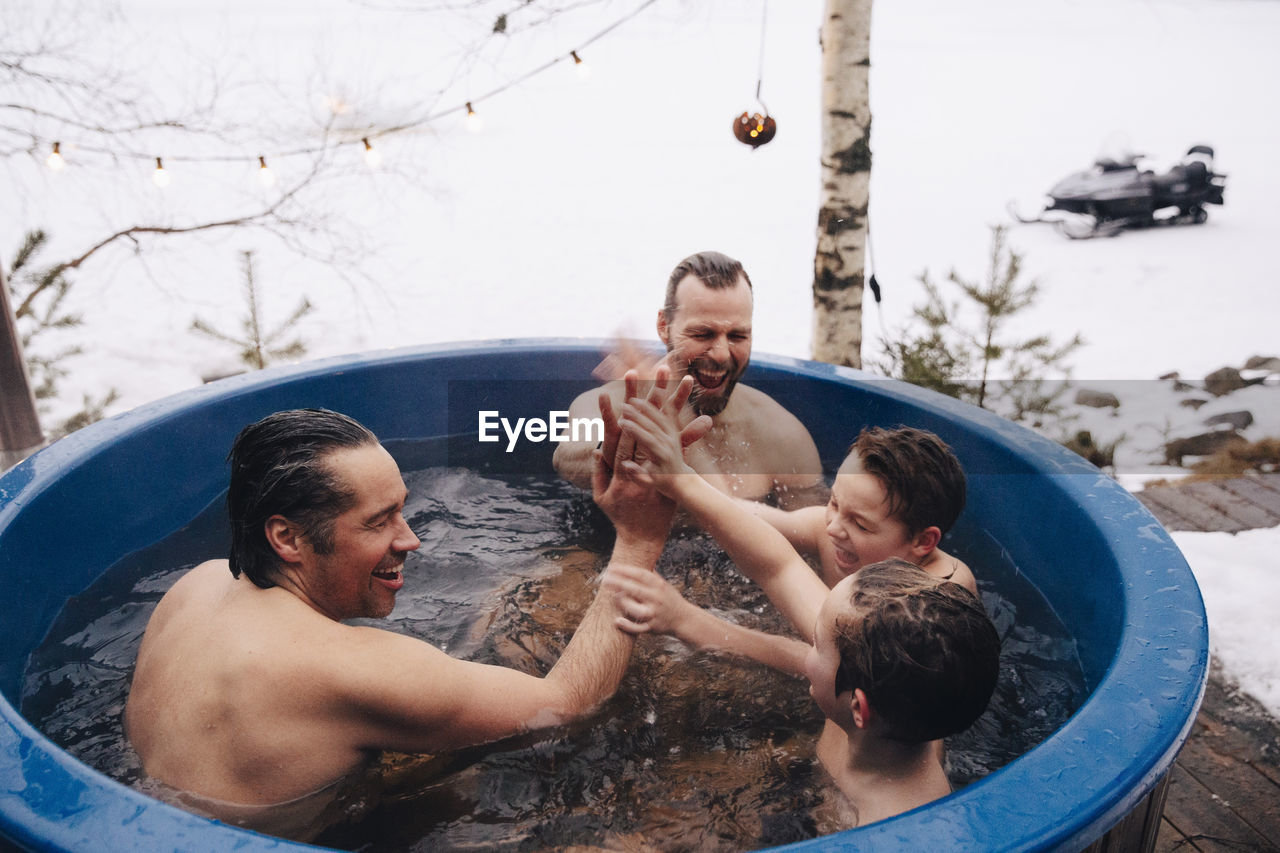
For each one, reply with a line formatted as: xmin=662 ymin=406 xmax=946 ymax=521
xmin=733 ymin=111 xmax=776 ymax=148
xmin=734 ymin=3 xmax=776 ymax=149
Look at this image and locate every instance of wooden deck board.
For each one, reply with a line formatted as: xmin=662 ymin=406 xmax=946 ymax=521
xmin=1155 ymin=817 xmax=1193 ymax=852
xmin=1219 ymin=478 xmax=1280 ymax=522
xmin=1182 ymin=481 xmax=1280 ymax=530
xmin=1137 ymin=485 xmax=1248 ymax=532
xmin=1175 ymin=734 xmax=1280 ymax=842
xmin=1160 ymin=763 xmax=1274 ymax=851
xmin=1132 ymin=476 xmax=1280 ymax=853
xmin=1139 ymin=494 xmax=1202 ymax=531
xmin=1194 ymin=670 xmax=1280 ymax=788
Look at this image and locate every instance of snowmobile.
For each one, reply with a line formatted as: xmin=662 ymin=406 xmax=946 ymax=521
xmin=1010 ymin=145 xmax=1226 ymax=238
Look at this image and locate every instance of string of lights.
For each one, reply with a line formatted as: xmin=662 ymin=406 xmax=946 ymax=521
xmin=35 ymin=0 xmax=660 ymax=188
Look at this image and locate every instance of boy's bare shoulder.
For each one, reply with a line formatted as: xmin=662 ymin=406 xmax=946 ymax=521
xmin=929 ymin=550 xmax=978 ymax=597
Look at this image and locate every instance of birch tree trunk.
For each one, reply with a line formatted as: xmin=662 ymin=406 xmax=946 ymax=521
xmin=812 ymin=0 xmax=872 ymax=368
xmin=0 ymin=263 xmax=44 ymax=470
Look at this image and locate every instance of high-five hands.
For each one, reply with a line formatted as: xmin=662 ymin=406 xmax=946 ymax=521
xmin=614 ymin=367 xmax=711 ymax=496
xmin=596 ymin=365 xmax=710 ymax=477
xmin=591 ymin=364 xmax=710 ymax=542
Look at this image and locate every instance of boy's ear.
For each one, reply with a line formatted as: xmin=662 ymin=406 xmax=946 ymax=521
xmin=851 ymin=688 xmax=874 ymax=730
xmin=264 ymin=515 xmax=305 ymax=564
xmin=910 ymin=525 xmax=942 ymax=559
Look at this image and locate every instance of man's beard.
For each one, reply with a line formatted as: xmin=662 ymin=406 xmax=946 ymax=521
xmin=673 ymin=353 xmax=746 ymax=416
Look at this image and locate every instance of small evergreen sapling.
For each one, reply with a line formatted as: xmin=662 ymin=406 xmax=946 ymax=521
xmin=7 ymin=230 xmax=120 ymax=438
xmin=191 ymin=251 xmax=313 ymax=371
xmin=877 ymin=225 xmax=1084 ymax=427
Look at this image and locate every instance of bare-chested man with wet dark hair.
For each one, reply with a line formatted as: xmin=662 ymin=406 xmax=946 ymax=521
xmin=125 ymin=404 xmax=687 ymax=838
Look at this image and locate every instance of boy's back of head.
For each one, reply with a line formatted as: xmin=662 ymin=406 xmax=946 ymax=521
xmin=833 ymin=558 xmax=1000 ymax=743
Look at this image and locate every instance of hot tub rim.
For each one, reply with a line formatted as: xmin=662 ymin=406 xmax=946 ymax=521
xmin=0 ymin=338 xmax=1209 ymax=852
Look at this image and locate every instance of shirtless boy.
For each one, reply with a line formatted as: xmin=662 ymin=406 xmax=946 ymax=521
xmin=598 ymin=426 xmax=977 ymax=677
xmin=124 ymin=407 xmax=675 ymax=835
xmin=604 ymin=395 xmax=1000 ymax=826
xmin=752 ymin=426 xmax=976 ymax=596
xmin=553 ymin=250 xmax=824 ymax=508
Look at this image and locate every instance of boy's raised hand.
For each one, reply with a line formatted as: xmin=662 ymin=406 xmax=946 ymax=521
xmin=617 ymin=369 xmax=710 ymax=496
xmin=598 ymin=366 xmax=710 ymax=475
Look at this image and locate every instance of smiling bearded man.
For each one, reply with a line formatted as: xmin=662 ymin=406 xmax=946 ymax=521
xmin=125 ymin=407 xmax=673 ymax=840
xmin=555 ymin=251 xmax=825 ymax=509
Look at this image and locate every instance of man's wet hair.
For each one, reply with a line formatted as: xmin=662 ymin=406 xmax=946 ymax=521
xmin=226 ymin=408 xmax=379 ymax=588
xmin=847 ymin=427 xmax=967 ymax=537
xmin=662 ymin=250 xmax=753 ymax=323
xmin=833 ymin=558 xmax=1000 ymax=742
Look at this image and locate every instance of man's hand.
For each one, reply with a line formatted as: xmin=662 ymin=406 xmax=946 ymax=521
xmin=591 ymin=365 xmax=711 ymax=551
xmin=591 ymin=432 xmax=675 ymax=550
xmin=593 ymin=371 xmax=637 ymax=477
xmin=591 ymin=338 xmax=672 ymax=382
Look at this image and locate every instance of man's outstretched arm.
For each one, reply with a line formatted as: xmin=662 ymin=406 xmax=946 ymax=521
xmin=339 ymin=424 xmax=674 ymax=755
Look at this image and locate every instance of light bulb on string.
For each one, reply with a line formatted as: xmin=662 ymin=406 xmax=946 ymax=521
xmin=46 ymin=142 xmax=66 ymax=171
xmin=570 ymin=50 xmax=591 ymax=79
xmin=152 ymin=157 xmax=171 ymax=188
xmin=257 ymin=155 xmax=276 ymax=187
xmin=324 ymin=94 xmax=351 ymax=116
xmin=362 ymin=137 xmax=382 ymax=168
xmin=465 ymin=102 xmax=484 ymax=133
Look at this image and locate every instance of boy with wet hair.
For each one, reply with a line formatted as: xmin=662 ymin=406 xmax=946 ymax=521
xmin=602 ymin=390 xmax=999 ymax=824
xmin=599 ymin=425 xmax=977 ymax=678
xmin=800 ymin=558 xmax=1000 ymax=824
xmin=826 ymin=558 xmax=997 ymax=744
xmin=782 ymin=426 xmax=975 ymax=595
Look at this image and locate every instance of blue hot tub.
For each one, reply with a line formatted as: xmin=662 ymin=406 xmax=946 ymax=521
xmin=0 ymin=340 xmax=1207 ymax=851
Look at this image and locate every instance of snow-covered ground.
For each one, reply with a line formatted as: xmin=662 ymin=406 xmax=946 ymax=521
xmin=4 ymin=0 xmax=1278 ymax=715
xmin=1172 ymin=528 xmax=1280 ymax=720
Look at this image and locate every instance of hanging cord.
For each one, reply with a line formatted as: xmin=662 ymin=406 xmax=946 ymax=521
xmin=867 ymin=221 xmax=890 ymax=345
xmin=755 ymin=0 xmax=769 ymax=113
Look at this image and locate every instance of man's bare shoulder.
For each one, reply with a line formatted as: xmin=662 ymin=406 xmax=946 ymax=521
xmin=299 ymin=621 xmax=455 ymax=694
xmin=730 ymin=385 xmax=815 ymax=441
xmin=174 ymin=558 xmax=232 ymax=589
xmin=729 ymin=384 xmax=822 ymax=479
xmin=147 ymin=560 xmax=232 ymax=621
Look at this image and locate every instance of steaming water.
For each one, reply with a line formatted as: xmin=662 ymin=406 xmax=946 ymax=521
xmin=21 ymin=440 xmax=1084 ymax=850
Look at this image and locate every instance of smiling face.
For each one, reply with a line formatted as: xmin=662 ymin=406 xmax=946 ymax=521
xmin=823 ymin=453 xmax=922 ymax=582
xmin=296 ymin=444 xmax=421 ymax=620
xmin=657 ymin=274 xmax=753 ymax=416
